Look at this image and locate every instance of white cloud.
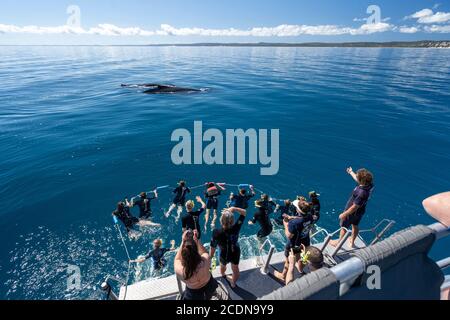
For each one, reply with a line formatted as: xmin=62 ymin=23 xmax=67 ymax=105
xmin=406 ymin=8 xmax=450 ymax=24
xmin=411 ymin=9 xmax=434 ymax=19
xmin=424 ymin=24 xmax=450 ymax=33
xmin=0 ymin=22 xmax=396 ymax=37
xmin=399 ymin=26 xmax=420 ymax=34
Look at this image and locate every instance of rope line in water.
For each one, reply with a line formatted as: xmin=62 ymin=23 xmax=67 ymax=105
xmin=113 ymin=216 xmax=132 ymax=300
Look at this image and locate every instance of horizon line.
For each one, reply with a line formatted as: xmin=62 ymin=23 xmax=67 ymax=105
xmin=1 ymin=40 xmax=449 ymax=47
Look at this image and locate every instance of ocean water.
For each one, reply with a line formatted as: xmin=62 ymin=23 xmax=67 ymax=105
xmin=0 ymin=46 xmax=449 ymax=300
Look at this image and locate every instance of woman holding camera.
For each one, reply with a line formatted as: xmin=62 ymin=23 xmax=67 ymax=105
xmin=174 ymin=229 xmax=229 ymax=300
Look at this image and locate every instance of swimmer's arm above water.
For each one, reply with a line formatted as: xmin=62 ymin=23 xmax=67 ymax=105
xmin=130 ymin=251 xmax=152 ymax=263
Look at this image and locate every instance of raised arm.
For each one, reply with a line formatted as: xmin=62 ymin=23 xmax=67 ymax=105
xmin=229 ymin=206 xmax=247 ymax=217
xmin=194 ymin=230 xmax=209 ymax=260
xmin=196 ymin=196 xmax=206 ymax=209
xmin=347 ymin=167 xmax=359 ymax=184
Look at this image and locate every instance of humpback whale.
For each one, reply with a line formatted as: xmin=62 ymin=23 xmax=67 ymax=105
xmin=121 ymin=84 xmax=203 ymax=94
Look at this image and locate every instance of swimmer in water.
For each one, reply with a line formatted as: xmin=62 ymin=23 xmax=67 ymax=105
xmin=130 ymin=239 xmax=176 ymax=270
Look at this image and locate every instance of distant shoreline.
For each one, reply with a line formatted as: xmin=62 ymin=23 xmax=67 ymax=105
xmin=147 ymin=41 xmax=450 ymax=48
xmin=2 ymin=40 xmax=450 ymax=48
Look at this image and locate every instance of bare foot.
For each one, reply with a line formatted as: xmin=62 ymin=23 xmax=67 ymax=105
xmin=273 ymin=270 xmax=286 ymax=282
xmin=348 ymin=240 xmax=358 ymax=249
xmin=226 ymin=275 xmax=236 ymax=288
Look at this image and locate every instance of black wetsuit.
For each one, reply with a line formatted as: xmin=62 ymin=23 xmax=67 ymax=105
xmin=205 ymin=189 xmax=221 ymax=210
xmin=261 ymin=199 xmax=277 ymax=214
xmin=310 ymin=197 xmax=321 ymax=224
xmin=231 ymin=192 xmax=255 ymax=209
xmin=181 ymin=208 xmax=204 ymax=239
xmin=285 ymin=213 xmax=314 ymax=257
xmin=144 ymin=247 xmax=171 ymax=270
xmin=252 ymin=207 xmax=273 ymax=239
xmin=173 ymin=186 xmax=190 ymax=206
xmin=211 ymin=215 xmax=245 ymax=265
xmin=133 ymin=192 xmax=156 ymax=219
xmin=112 ymin=206 xmax=139 ymax=232
xmin=274 ymin=203 xmax=297 ymax=226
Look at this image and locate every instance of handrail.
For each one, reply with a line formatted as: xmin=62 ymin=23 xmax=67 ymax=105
xmin=330 ymin=229 xmax=351 ymax=258
xmin=359 ymin=219 xmax=396 ymax=245
xmin=258 ymin=238 xmax=276 ymax=274
xmin=437 ymin=257 xmax=450 ymax=270
xmin=429 ymin=222 xmax=450 ymax=239
xmin=330 ymin=222 xmax=450 ymax=298
xmin=318 ymin=227 xmax=350 ymax=256
xmin=101 ymin=275 xmax=126 ymax=300
xmin=310 ymin=226 xmax=329 ymax=240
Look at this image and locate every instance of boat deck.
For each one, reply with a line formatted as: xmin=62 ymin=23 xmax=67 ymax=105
xmin=119 ymin=236 xmax=366 ymax=300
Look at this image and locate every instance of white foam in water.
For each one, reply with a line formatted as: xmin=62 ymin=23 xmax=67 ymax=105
xmin=5 ymin=224 xmax=127 ymax=300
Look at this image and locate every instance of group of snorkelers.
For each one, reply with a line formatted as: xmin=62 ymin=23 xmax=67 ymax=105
xmin=112 ymin=166 xmax=374 ymax=291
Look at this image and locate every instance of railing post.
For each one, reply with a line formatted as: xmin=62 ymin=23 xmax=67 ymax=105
xmin=437 ymin=257 xmax=450 ymax=270
xmin=260 ymin=245 xmax=275 ymax=275
xmin=320 ymin=235 xmax=332 ymax=252
xmin=370 ymin=221 xmax=395 ymax=245
xmin=101 ymin=280 xmax=119 ymax=300
xmin=331 ymin=230 xmax=351 ymax=257
xmin=176 ymin=276 xmax=184 ymax=297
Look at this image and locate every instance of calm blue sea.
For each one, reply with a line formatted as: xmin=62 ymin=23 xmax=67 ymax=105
xmin=0 ymin=46 xmax=449 ymax=300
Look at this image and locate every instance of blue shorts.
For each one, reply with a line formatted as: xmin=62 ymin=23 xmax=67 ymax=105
xmin=340 ymin=212 xmax=364 ymax=228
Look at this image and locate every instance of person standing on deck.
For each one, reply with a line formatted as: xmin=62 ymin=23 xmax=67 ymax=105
xmin=330 ymin=167 xmax=374 ymax=249
xmin=182 ymin=196 xmax=207 ymax=240
xmin=210 ymin=207 xmax=247 ymax=288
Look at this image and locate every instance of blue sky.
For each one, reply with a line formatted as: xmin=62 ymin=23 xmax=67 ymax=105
xmin=0 ymin=0 xmax=449 ymax=44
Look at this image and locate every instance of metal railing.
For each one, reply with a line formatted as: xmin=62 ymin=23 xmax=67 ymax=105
xmin=329 ymin=222 xmax=450 ymax=298
xmin=258 ymin=238 xmax=276 ymax=275
xmin=358 ymin=219 xmax=396 ymax=245
xmin=101 ymin=275 xmax=127 ymax=300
